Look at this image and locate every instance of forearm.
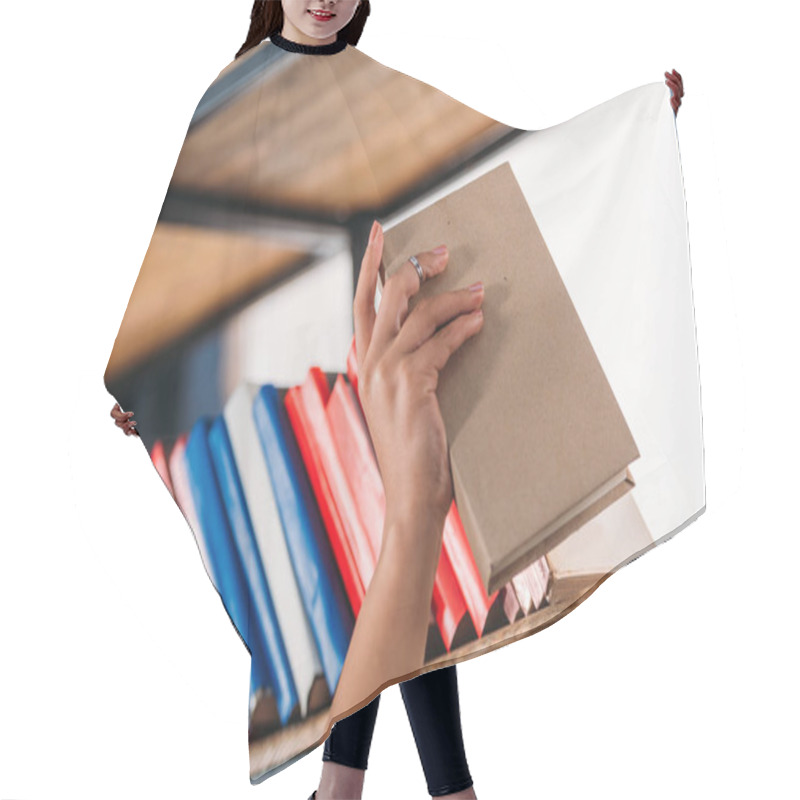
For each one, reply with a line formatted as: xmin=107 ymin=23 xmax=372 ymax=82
xmin=327 ymin=506 xmax=445 ymax=722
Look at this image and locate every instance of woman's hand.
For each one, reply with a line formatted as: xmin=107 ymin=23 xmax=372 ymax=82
xmin=665 ymin=68 xmax=684 ymax=116
xmin=110 ymin=402 xmax=139 ymax=436
xmin=352 ymin=220 xmax=485 ymax=531
xmin=325 ymin=219 xmax=485 ymax=723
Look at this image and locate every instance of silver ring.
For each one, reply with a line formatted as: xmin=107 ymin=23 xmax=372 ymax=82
xmin=409 ymin=255 xmax=424 ymax=285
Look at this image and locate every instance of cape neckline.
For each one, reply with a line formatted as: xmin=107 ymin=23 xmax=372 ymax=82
xmin=270 ymin=31 xmax=348 ymax=55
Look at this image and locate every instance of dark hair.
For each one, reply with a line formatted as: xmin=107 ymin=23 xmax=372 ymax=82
xmin=236 ymin=1 xmax=371 ymax=59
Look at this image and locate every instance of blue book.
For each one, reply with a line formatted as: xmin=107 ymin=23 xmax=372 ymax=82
xmin=252 ymin=384 xmax=354 ymax=695
xmin=208 ymin=415 xmax=299 ymax=726
xmin=184 ymin=416 xmax=276 ymax=706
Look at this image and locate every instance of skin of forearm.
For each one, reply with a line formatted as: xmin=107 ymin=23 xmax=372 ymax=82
xmin=326 ymin=504 xmax=447 ymax=724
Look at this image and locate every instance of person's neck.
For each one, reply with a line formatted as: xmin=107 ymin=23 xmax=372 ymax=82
xmin=271 ymin=28 xmax=348 ymax=56
xmin=280 ymin=22 xmax=337 ymax=47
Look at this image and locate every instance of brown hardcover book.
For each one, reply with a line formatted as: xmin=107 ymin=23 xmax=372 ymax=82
xmin=379 ymin=161 xmax=640 ymax=595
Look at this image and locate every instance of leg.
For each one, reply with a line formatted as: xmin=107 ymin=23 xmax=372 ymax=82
xmin=316 ymin=694 xmax=382 ymax=800
xmin=400 ymin=665 xmax=476 ymax=798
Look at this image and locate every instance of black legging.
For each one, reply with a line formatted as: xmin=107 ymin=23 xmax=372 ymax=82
xmin=323 ymin=664 xmax=473 ymax=797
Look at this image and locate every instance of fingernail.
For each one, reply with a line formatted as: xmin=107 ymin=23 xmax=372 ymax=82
xmin=469 ymin=281 xmax=484 ymax=292
xmin=433 ymin=244 xmax=447 ymax=254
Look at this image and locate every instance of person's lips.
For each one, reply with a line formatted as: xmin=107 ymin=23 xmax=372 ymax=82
xmin=308 ymin=9 xmax=335 ymax=21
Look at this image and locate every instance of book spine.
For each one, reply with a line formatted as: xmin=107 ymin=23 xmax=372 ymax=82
xmin=285 ymin=383 xmax=367 ymax=616
xmin=326 ymin=374 xmax=384 ymax=559
xmin=149 ymin=439 xmax=174 ymax=496
xmin=502 ymin=584 xmax=521 ymax=623
xmin=339 ymin=367 xmax=471 ymax=649
xmin=168 ymin=433 xmax=216 ymax=589
xmin=301 ymin=372 xmax=377 ymax=589
xmin=209 ymin=415 xmax=299 ymax=726
xmin=184 ymin=417 xmax=276 ymax=701
xmin=442 ymin=502 xmax=498 ymax=636
xmin=225 ymin=382 xmax=328 ymax=719
xmin=511 ymin=572 xmax=534 ymax=615
xmin=253 ymin=385 xmax=354 ymax=696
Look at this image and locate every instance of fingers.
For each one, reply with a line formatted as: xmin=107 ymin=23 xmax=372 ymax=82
xmin=664 ymin=69 xmax=684 ymax=97
xmin=664 ymin=69 xmax=683 ymax=116
xmin=395 ymin=280 xmax=485 ymax=357
xmin=369 ymin=246 xmax=449 ymax=361
xmin=666 ymin=80 xmax=678 ymax=106
xmin=111 ymin=402 xmax=138 ymax=435
xmin=411 ymin=297 xmax=485 ymax=379
xmin=665 ymin=77 xmax=678 ymax=96
xmin=353 ymin=220 xmax=382 ymax=375
xmin=111 ymin=404 xmax=131 ymax=423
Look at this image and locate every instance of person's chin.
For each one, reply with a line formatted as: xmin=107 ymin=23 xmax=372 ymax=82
xmin=300 ymin=26 xmax=336 ymax=41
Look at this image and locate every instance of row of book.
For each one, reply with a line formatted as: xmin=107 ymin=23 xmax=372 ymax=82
xmin=146 ymin=335 xmax=552 ymax=736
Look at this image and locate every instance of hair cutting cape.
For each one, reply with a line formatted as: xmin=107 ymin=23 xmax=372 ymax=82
xmin=104 ymin=36 xmax=704 ymax=784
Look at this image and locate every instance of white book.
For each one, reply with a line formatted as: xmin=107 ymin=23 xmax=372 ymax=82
xmin=224 ymin=382 xmax=329 ymax=718
xmin=511 ymin=571 xmax=534 ymax=615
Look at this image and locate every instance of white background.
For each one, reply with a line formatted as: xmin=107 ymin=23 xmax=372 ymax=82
xmin=1 ymin=1 xmax=797 ymax=798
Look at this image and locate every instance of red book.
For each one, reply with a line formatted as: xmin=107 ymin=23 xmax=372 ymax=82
xmin=346 ymin=336 xmax=360 ymax=401
xmin=333 ymin=369 xmax=474 ymax=651
xmin=444 ymin=502 xmax=519 ymax=636
xmin=284 ymin=374 xmax=371 ymax=617
xmin=431 ymin=544 xmax=475 ymax=651
xmin=325 ymin=375 xmax=384 ymax=559
xmin=344 ymin=342 xmax=452 ymax=656
xmin=304 ymin=370 xmax=378 ymax=585
xmin=348 ymin=342 xmax=504 ymax=639
xmin=150 ymin=439 xmax=174 ymax=497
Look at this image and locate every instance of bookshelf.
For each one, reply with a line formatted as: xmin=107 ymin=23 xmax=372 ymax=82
xmin=104 ymin=43 xmax=599 ymax=787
